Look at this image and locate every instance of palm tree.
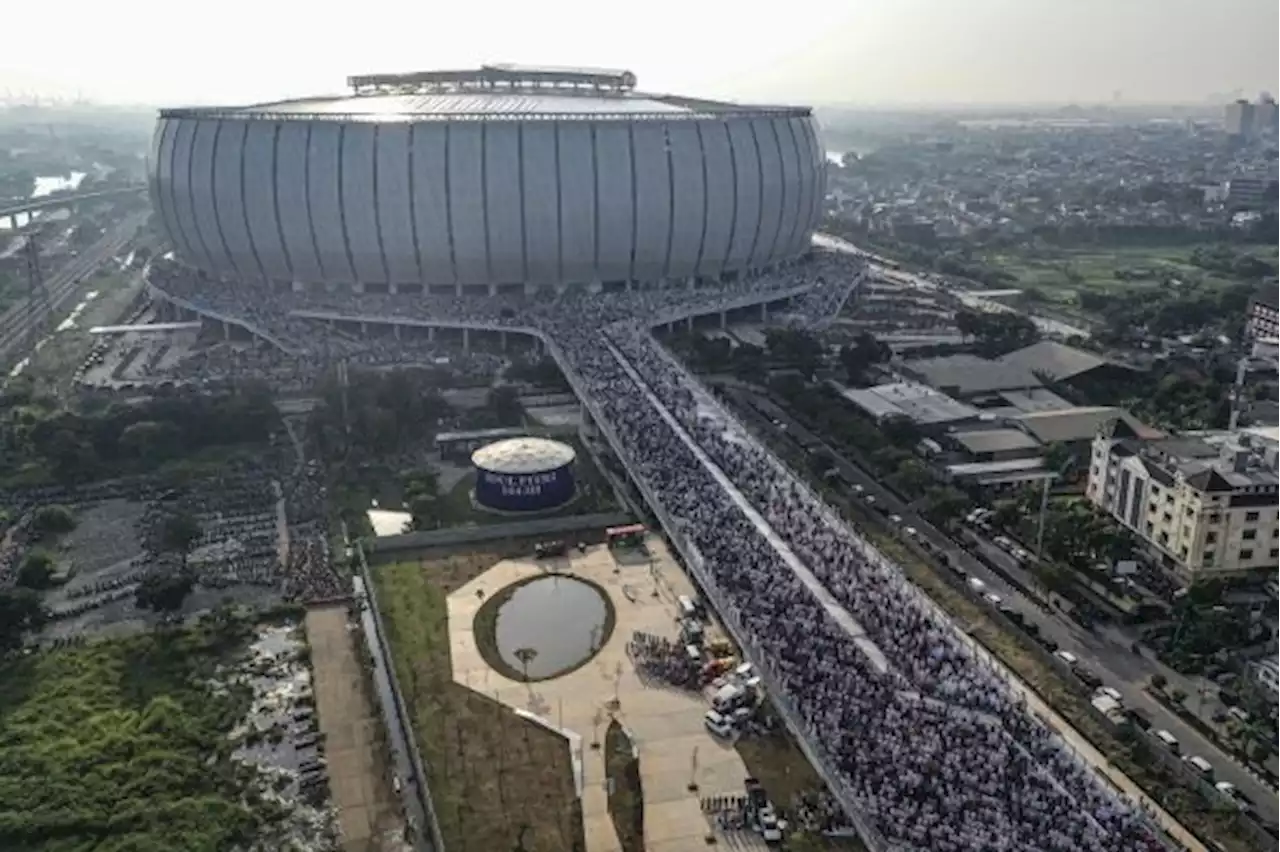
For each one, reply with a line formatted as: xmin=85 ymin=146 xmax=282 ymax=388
xmin=513 ymin=647 xmax=538 ymax=682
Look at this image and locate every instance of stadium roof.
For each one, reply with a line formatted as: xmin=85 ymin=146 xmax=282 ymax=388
xmin=998 ymin=340 xmax=1134 ymax=383
xmin=161 ymin=67 xmax=810 ymax=122
xmin=232 ymin=92 xmax=695 ymax=118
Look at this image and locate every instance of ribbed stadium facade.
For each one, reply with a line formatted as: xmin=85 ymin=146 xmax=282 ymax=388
xmin=148 ymin=66 xmax=826 ymax=292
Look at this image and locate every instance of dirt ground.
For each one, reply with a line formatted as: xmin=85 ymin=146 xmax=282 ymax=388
xmin=306 ymin=605 xmax=408 ymax=852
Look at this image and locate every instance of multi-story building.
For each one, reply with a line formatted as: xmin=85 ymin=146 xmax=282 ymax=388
xmin=1256 ymin=96 xmax=1279 ymax=136
xmin=1225 ymin=176 xmax=1269 ymax=210
xmin=1246 ymin=284 xmax=1279 ymax=339
xmin=1225 ymin=99 xmax=1257 ymax=137
xmin=1087 ymin=421 xmax=1279 ymax=581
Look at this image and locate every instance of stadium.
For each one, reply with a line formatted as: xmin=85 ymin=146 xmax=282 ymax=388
xmin=147 ymin=64 xmax=826 ymax=295
xmin=471 ymin=436 xmax=577 ymax=513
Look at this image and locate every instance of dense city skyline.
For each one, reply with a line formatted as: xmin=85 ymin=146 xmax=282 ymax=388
xmin=1 ymin=0 xmax=1276 ymax=107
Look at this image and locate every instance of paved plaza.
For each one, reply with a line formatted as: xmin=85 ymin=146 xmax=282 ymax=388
xmin=447 ymin=539 xmax=763 ymax=852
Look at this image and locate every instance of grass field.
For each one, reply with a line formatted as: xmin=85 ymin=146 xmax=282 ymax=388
xmin=371 ymin=555 xmax=585 ymax=852
xmin=980 ymin=244 xmax=1271 ymax=302
xmin=604 ymin=720 xmax=644 ymax=852
xmin=0 ymin=621 xmax=278 ymax=852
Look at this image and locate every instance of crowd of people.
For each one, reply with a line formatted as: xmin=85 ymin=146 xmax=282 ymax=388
xmin=586 ymin=320 xmax=1166 ymax=852
xmin=138 ymin=249 xmax=1175 ymax=851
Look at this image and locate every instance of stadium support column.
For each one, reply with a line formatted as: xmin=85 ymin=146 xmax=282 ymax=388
xmin=760 ymin=302 xmax=768 ymax=323
xmin=222 ymin=321 xmax=231 ymax=341
xmin=719 ymin=311 xmax=727 ymax=329
xmin=394 ymin=324 xmax=402 ymax=340
xmin=427 ymin=326 xmax=435 ymax=342
xmin=463 ymin=328 xmax=470 ymax=351
xmin=686 ymin=316 xmax=694 ymax=333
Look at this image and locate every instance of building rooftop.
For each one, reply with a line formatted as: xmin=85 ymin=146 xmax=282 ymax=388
xmin=230 ymin=91 xmax=696 ymax=118
xmin=998 ymin=388 xmax=1076 ymax=414
xmin=840 ymin=382 xmax=981 ymax=426
xmin=953 ymin=428 xmax=1043 ymax=455
xmin=1119 ymin=429 xmax=1279 ymax=493
xmin=1017 ymin=406 xmax=1161 ymax=445
xmin=899 ymin=354 xmax=1042 ymax=396
xmin=998 ymin=340 xmax=1130 ymax=383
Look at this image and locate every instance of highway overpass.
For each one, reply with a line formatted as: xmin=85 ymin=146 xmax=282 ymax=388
xmin=0 ymin=186 xmax=147 ymax=226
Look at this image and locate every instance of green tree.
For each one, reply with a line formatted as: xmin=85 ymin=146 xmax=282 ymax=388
xmin=16 ymin=551 xmax=56 ymax=590
xmin=923 ymin=486 xmax=969 ymax=522
xmin=118 ymin=420 xmax=181 ymax=465
xmin=1150 ymin=674 xmax=1167 ymax=691
xmin=31 ymin=504 xmax=76 ymax=538
xmin=488 ymin=385 xmax=525 ymax=427
xmin=0 ymin=588 xmax=47 ymax=650
xmin=160 ymin=512 xmax=203 ymax=564
xmin=135 ymin=571 xmax=195 ymax=618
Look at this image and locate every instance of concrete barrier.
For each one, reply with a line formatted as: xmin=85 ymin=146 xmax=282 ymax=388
xmin=364 ymin=512 xmax=633 ymax=555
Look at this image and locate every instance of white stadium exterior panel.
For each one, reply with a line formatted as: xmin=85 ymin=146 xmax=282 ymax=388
xmin=241 ymin=121 xmax=290 ymax=281
xmin=410 ymin=124 xmax=453 ymax=286
xmin=724 ymin=120 xmax=761 ymax=273
xmin=374 ymin=125 xmax=419 ymax=284
xmin=276 ymin=122 xmax=324 ymax=283
xmin=211 ymin=121 xmax=255 ymax=280
xmin=751 ymin=117 xmax=784 ymax=269
xmin=153 ymin=76 xmax=825 ymax=291
xmin=483 ymin=122 xmax=524 ymax=285
xmin=448 ymin=124 xmax=488 ymax=285
xmin=341 ymin=125 xmax=385 ymax=284
xmin=169 ymin=119 xmax=212 ymax=273
xmin=151 ymin=120 xmax=179 ymax=253
xmin=774 ymin=118 xmax=803 ymax=262
xmin=593 ymin=122 xmax=634 ymax=283
xmin=520 ymin=123 xmax=560 ymax=286
xmin=797 ymin=117 xmax=825 ymax=246
xmin=190 ymin=120 xmax=229 ymax=274
xmin=697 ymin=122 xmax=735 ymax=278
xmin=557 ymin=123 xmax=595 ymax=285
xmin=308 ymin=123 xmax=353 ymax=283
xmin=786 ymin=118 xmax=815 ymax=260
xmin=631 ymin=122 xmax=670 ymax=281
xmin=666 ymin=122 xmax=705 ymax=280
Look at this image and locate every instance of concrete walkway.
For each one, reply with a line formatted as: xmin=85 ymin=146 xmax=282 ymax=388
xmin=446 ymin=540 xmax=759 ymax=852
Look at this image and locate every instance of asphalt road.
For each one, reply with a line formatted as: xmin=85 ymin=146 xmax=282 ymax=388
xmin=721 ymin=383 xmax=1279 ymax=826
xmin=0 ymin=213 xmax=146 ymax=361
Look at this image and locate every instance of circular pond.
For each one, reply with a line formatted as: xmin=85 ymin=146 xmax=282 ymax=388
xmin=479 ymin=574 xmax=614 ymax=681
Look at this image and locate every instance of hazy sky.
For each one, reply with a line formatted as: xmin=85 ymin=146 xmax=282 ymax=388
xmin=2 ymin=0 xmax=1276 ymax=107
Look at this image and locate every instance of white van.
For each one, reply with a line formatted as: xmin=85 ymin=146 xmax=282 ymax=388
xmin=1053 ymin=650 xmax=1078 ymax=667
xmin=677 ymin=596 xmax=699 ymax=620
xmin=712 ymin=683 xmax=748 ymax=712
xmin=1154 ymin=729 xmax=1180 ymax=754
xmin=1184 ymin=755 xmax=1213 ymax=777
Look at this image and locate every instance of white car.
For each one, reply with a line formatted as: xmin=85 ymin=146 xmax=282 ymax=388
xmin=994 ymin=535 xmax=1014 ymax=550
xmin=1054 ymin=650 xmax=1079 ymax=667
xmin=704 ymin=710 xmax=735 ymax=738
xmin=853 ymin=484 xmax=865 ymax=494
xmin=984 ymin=593 xmax=1003 ymax=606
xmin=1096 ymin=686 xmax=1123 ymax=702
xmin=904 ymin=526 xmax=919 ymax=538
xmin=889 ymin=514 xmax=904 ymax=525
xmin=967 ymin=577 xmax=987 ymax=593
xmin=1013 ymin=547 xmax=1031 ymax=562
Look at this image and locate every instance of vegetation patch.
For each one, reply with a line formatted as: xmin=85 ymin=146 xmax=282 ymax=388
xmin=0 ymin=621 xmax=287 ymax=852
xmin=372 ymin=557 xmax=585 ymax=852
xmin=604 ymin=720 xmax=645 ymax=852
